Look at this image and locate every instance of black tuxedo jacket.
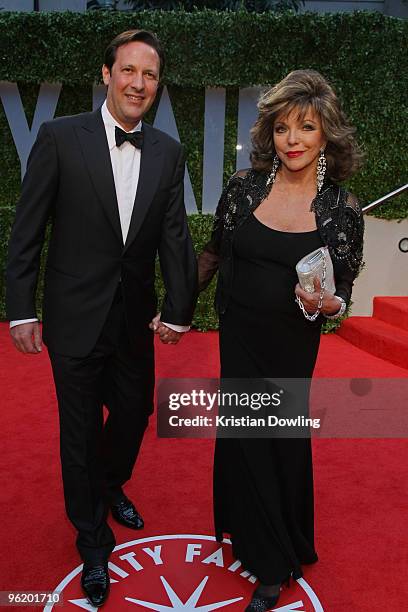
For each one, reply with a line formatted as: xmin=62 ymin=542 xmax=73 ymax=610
xmin=6 ymin=108 xmax=197 ymax=357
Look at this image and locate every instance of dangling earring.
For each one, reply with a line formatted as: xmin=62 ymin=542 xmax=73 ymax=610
xmin=266 ymin=154 xmax=280 ymax=187
xmin=316 ymin=148 xmax=326 ymax=193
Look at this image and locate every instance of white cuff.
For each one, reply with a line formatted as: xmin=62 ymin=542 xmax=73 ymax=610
xmin=161 ymin=322 xmax=190 ymax=333
xmin=10 ymin=318 xmax=39 ymax=328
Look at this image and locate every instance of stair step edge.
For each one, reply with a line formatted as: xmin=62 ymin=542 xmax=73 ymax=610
xmin=338 ymin=318 xmax=408 ymax=344
xmin=373 ymin=300 xmax=408 ymax=332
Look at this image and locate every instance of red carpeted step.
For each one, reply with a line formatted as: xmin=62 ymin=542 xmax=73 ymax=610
xmin=373 ymin=296 xmax=408 ymax=332
xmin=337 ymin=316 xmax=408 ymax=370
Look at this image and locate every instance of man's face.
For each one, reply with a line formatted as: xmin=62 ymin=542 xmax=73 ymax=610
xmin=102 ymin=41 xmax=160 ymax=130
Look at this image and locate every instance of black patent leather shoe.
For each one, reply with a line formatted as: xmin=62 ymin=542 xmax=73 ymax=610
xmin=111 ymin=497 xmax=144 ymax=529
xmin=81 ymin=564 xmax=110 ymax=608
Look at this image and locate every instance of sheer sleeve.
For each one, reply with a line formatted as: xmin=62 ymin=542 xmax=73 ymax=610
xmin=197 ymin=171 xmax=247 ymax=292
xmin=332 ymin=193 xmax=365 ymax=305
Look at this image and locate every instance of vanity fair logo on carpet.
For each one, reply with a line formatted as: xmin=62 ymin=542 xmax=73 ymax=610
xmin=44 ymin=535 xmax=323 ymax=611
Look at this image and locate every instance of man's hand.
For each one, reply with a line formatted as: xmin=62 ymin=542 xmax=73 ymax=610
xmin=149 ymin=314 xmax=182 ymax=345
xmin=295 ymin=277 xmax=342 ymax=316
xmin=10 ymin=322 xmax=42 ymax=354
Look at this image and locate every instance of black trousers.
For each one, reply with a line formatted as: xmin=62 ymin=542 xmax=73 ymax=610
xmin=48 ymin=288 xmax=154 ymax=564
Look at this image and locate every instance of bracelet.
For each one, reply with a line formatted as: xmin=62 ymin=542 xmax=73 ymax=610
xmin=324 ymin=296 xmax=347 ymax=319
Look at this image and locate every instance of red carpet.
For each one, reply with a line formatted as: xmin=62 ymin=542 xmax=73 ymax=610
xmin=337 ymin=296 xmax=408 ymax=370
xmin=373 ymin=296 xmax=408 ymax=332
xmin=0 ymin=323 xmax=408 ymax=611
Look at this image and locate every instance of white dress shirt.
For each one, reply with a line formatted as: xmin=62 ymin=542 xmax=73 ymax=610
xmin=11 ymin=102 xmax=189 ymax=334
xmin=102 ymin=101 xmax=141 ymax=243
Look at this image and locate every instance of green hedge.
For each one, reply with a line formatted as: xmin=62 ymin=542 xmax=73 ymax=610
xmin=0 ymin=11 xmax=407 ymax=329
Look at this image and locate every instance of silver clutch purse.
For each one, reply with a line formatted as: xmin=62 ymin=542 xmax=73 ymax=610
xmin=296 ymin=246 xmax=336 ymax=295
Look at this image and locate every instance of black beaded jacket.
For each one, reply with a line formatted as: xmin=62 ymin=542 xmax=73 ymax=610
xmin=198 ymin=169 xmax=365 ymax=316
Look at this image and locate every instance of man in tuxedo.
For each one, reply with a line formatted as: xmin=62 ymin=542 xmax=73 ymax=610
xmin=6 ymin=30 xmax=197 ymax=607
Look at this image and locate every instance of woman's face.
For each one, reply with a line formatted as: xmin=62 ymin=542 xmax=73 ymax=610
xmin=273 ymin=106 xmax=327 ymax=175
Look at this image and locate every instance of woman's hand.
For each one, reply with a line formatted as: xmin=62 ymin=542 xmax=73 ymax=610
xmin=295 ymin=277 xmax=342 ymax=316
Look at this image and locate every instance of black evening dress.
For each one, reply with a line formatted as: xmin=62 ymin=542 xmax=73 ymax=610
xmin=214 ymin=212 xmax=323 ymax=584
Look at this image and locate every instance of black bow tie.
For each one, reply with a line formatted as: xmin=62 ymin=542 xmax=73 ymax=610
xmin=115 ymin=126 xmax=143 ymax=149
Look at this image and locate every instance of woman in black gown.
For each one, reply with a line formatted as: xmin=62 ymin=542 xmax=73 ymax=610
xmin=198 ymin=70 xmax=364 ymax=611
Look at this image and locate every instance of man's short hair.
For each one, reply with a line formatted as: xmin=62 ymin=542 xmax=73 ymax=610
xmin=104 ymin=29 xmax=165 ymax=78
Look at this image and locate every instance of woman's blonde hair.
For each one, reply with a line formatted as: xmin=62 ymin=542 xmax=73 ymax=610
xmin=250 ymin=69 xmax=363 ymax=182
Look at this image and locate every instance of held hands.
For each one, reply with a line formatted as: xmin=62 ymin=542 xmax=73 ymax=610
xmin=149 ymin=313 xmax=182 ymax=345
xmin=295 ymin=277 xmax=342 ymax=316
xmin=10 ymin=322 xmax=42 ymax=354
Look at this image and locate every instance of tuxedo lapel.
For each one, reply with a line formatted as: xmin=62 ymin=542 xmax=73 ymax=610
xmin=123 ymin=122 xmax=163 ymax=253
xmin=74 ymin=109 xmax=123 ymax=244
